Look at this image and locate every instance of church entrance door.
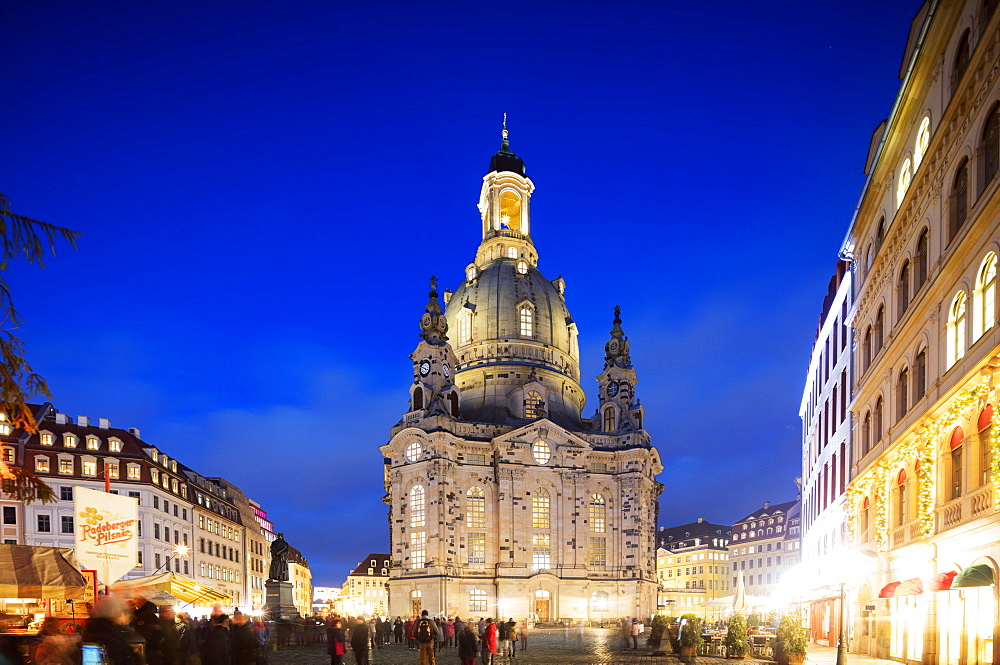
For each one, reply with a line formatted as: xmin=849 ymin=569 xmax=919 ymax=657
xmin=535 ymin=598 xmax=550 ymax=622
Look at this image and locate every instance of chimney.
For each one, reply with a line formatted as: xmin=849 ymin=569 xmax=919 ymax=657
xmin=764 ymin=501 xmax=771 ymax=509
xmin=128 ymin=427 xmax=141 ymax=439
xmin=99 ymin=418 xmax=110 ymax=429
xmin=698 ymin=517 xmax=705 ymax=523
xmin=77 ymin=416 xmax=89 ymax=427
xmin=55 ymin=413 xmax=68 ymax=425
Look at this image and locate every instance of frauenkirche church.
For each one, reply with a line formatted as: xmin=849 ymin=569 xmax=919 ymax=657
xmin=380 ymin=128 xmax=663 ymax=621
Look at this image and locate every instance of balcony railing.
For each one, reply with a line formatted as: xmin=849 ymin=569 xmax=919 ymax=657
xmin=937 ymin=485 xmax=994 ymax=532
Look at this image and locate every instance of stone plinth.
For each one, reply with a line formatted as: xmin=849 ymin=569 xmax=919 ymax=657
xmin=264 ymin=580 xmax=299 ymax=620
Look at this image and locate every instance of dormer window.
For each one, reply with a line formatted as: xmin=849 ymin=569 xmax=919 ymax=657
xmin=40 ymin=432 xmax=54 ymax=446
xmin=519 ymin=303 xmax=534 ymax=337
xmin=171 ymin=461 xmax=177 ymax=473
xmin=0 ymin=414 xmax=10 ymax=436
xmin=109 ymin=438 xmax=122 ymax=453
xmin=63 ymin=434 xmax=77 ymax=448
xmin=162 ymin=455 xmax=169 ymax=467
xmin=151 ymin=469 xmax=159 ymax=483
xmin=466 ymin=265 xmax=477 ymax=282
xmin=86 ymin=436 xmax=100 ymax=451
xmin=151 ymin=450 xmax=159 ymax=463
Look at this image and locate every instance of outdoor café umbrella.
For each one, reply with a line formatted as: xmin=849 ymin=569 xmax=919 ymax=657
xmin=733 ymin=572 xmax=748 ymax=612
xmin=952 ymin=564 xmax=994 ymax=588
xmin=0 ymin=544 xmax=88 ymax=599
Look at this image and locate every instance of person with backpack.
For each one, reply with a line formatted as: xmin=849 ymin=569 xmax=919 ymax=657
xmin=414 ymin=610 xmax=440 ymax=665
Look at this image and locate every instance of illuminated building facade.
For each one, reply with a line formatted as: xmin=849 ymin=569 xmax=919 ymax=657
xmin=381 ymin=131 xmax=663 ymax=622
xmin=655 ymin=519 xmax=731 ymax=618
xmin=839 ymin=1 xmax=1000 ymax=662
xmin=341 ymin=554 xmax=390 ymax=617
xmin=288 ymin=545 xmax=312 ymax=617
xmin=799 ymin=261 xmax=852 ymax=645
xmin=729 ymin=500 xmax=800 ymax=598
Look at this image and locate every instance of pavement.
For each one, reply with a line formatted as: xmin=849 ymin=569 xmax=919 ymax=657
xmin=266 ymin=628 xmax=898 ymax=665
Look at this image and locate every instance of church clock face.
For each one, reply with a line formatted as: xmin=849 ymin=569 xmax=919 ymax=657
xmin=442 ymin=363 xmax=451 ymax=379
xmin=419 ymin=359 xmax=431 ymax=377
xmin=405 ymin=440 xmax=423 ymax=462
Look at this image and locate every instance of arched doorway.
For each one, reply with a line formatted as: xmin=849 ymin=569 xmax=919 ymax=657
xmin=410 ymin=590 xmax=422 ymax=616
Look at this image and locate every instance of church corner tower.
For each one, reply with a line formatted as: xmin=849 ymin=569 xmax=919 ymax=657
xmin=381 ymin=126 xmax=663 ymax=621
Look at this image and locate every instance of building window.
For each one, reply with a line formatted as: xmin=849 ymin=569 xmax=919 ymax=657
xmin=82 ymin=460 xmax=97 ymax=476
xmin=896 ymin=470 xmax=908 ymax=526
xmin=519 ymin=304 xmax=533 ymax=337
xmin=589 ymin=494 xmax=606 ymax=533
xmin=896 ymin=367 xmax=909 ymax=421
xmin=589 ymin=537 xmax=606 ymax=570
xmin=40 ymin=432 xmax=53 ymax=446
xmin=980 ymin=406 xmax=993 ymax=487
xmin=410 ymin=485 xmax=425 ymax=528
xmin=37 ymin=514 xmax=51 ymax=532
xmin=63 ymin=434 xmax=77 ymax=448
xmin=915 ymin=230 xmax=929 ymax=288
xmin=109 ymin=438 xmax=122 ymax=453
xmin=914 ymin=116 xmax=930 ymax=170
xmin=524 ymin=391 xmax=545 ymax=420
xmin=953 ymin=29 xmax=971 ymax=92
xmin=591 ymin=590 xmax=609 ymax=612
xmin=897 ymin=158 xmax=912 ymax=209
xmin=862 ymin=327 xmax=872 ymax=372
xmin=35 ymin=457 xmax=50 ymax=473
xmin=951 ymin=159 xmax=970 ymax=241
xmin=874 ymin=306 xmax=885 ymax=355
xmin=107 ymin=462 xmax=119 ymax=479
xmin=127 ymin=465 xmax=140 ymax=480
xmin=948 ymin=291 xmax=968 ymax=367
xmin=874 ymin=397 xmax=883 ymax=445
xmin=410 ymin=532 xmax=426 ymax=568
xmin=897 ymin=261 xmax=910 ymax=320
xmin=58 ymin=458 xmax=73 ymax=475
xmin=532 ymin=489 xmax=550 ymax=529
xmin=467 ymin=532 xmax=486 ymax=565
xmin=914 ymin=349 xmax=927 ymax=401
xmin=985 ymin=103 xmax=1000 ymax=186
xmin=951 ymin=429 xmax=964 ymax=500
xmin=516 ymin=260 xmax=528 ymax=275
xmin=603 ymin=407 xmax=615 ymax=432
xmin=466 ymin=487 xmax=485 ymax=528
xmin=531 ymin=439 xmax=551 ymax=465
xmin=61 ymin=515 xmax=74 ymax=534
xmin=977 ymin=253 xmax=997 ymax=338
xmin=86 ymin=437 xmax=100 ymax=451
xmin=531 ymin=533 xmax=551 ymax=568
xmin=861 ymin=411 xmax=872 ymax=457
xmin=469 ymin=589 xmax=487 ymax=612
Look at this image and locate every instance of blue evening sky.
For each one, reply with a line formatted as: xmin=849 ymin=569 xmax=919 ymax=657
xmin=3 ymin=0 xmax=919 ymax=584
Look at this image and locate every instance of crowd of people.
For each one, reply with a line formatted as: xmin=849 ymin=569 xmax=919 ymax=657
xmin=325 ymin=612 xmax=527 ymax=665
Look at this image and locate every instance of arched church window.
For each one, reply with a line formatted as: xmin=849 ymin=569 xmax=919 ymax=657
xmin=532 ymin=488 xmax=550 ymax=528
xmin=519 ymin=304 xmax=534 ymax=337
xmin=984 ymin=103 xmax=1000 ymax=186
xmin=469 ymin=589 xmax=487 ymax=612
xmin=603 ymin=407 xmax=615 ymax=432
xmin=897 ymin=157 xmax=912 ymax=209
xmin=466 ymin=487 xmax=485 ymax=528
xmin=410 ymin=485 xmax=425 ymax=528
xmin=460 ymin=311 xmax=472 ymax=345
xmin=524 ymin=390 xmax=545 ymax=419
xmin=590 ymin=494 xmax=606 ymax=533
xmin=952 ymin=29 xmax=971 ymax=93
xmin=412 ymin=387 xmax=423 ymax=411
xmin=950 ymin=159 xmax=969 ymax=241
xmin=499 ymin=190 xmax=522 ymax=232
xmin=449 ymin=391 xmax=460 ymax=417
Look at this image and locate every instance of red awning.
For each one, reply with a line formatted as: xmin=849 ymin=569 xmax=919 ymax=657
xmin=896 ymin=578 xmax=924 ymax=596
xmin=928 ymin=571 xmax=958 ymax=591
xmin=878 ymin=581 xmax=901 ymax=598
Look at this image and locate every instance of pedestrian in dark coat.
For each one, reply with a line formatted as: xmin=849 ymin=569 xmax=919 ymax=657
xmin=132 ymin=599 xmax=165 ymax=665
xmin=393 ymin=618 xmax=404 ymax=644
xmin=230 ymin=612 xmax=260 ymax=665
xmin=158 ymin=607 xmax=182 ymax=665
xmin=327 ymin=620 xmax=346 ymax=665
xmin=349 ymin=618 xmax=370 ymax=665
xmin=83 ymin=598 xmax=142 ymax=665
xmin=199 ymin=614 xmax=232 ymax=665
xmin=457 ymin=624 xmax=479 ymax=665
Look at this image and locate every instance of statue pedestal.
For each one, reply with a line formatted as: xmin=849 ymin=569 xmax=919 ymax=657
xmin=264 ymin=580 xmax=299 ymax=620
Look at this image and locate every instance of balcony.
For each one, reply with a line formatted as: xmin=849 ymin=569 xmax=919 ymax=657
xmin=937 ymin=485 xmax=993 ymax=532
xmin=889 ymin=518 xmax=921 ymax=548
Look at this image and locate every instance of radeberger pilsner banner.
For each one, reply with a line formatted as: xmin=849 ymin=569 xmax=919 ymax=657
xmin=74 ymin=486 xmax=138 ymax=584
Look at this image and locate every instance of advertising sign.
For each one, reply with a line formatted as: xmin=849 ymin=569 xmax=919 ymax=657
xmin=73 ymin=487 xmax=138 ymax=584
xmin=50 ymin=569 xmax=98 ymax=620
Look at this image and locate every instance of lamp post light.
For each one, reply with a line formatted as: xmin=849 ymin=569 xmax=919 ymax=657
xmin=153 ymin=544 xmax=190 ymax=575
xmin=835 ymin=582 xmax=847 ymax=665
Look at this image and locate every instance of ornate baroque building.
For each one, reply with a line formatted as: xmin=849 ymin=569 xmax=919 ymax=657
xmin=380 ymin=130 xmax=663 ymax=622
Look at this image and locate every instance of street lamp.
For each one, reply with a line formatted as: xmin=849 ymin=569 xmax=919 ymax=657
xmin=153 ymin=544 xmax=190 ymax=575
xmin=835 ymin=582 xmax=847 ymax=665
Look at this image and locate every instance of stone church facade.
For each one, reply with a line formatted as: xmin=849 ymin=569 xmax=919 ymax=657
xmin=380 ymin=129 xmax=663 ymax=622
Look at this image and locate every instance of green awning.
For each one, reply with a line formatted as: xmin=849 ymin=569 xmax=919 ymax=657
xmin=952 ymin=564 xmax=995 ymax=588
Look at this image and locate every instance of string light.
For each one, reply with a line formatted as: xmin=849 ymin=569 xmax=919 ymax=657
xmin=846 ymin=378 xmax=994 ymax=553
